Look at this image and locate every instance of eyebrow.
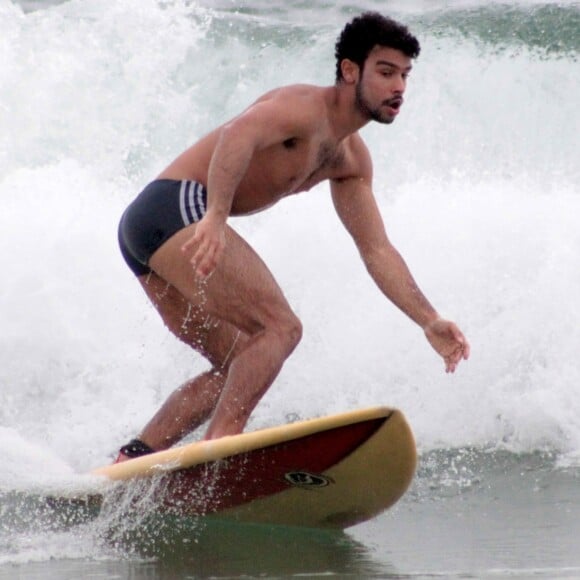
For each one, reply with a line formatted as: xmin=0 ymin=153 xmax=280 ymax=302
xmin=376 ymin=60 xmax=413 ymax=72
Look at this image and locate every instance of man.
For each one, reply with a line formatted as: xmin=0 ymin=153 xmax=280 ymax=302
xmin=115 ymin=12 xmax=470 ymax=462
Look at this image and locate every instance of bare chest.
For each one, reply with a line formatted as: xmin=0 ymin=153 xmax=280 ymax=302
xmin=245 ymin=138 xmax=346 ymax=197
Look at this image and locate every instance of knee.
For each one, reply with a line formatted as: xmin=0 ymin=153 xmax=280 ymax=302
xmin=273 ymin=311 xmax=303 ymax=355
xmin=287 ymin=313 xmax=303 ymax=351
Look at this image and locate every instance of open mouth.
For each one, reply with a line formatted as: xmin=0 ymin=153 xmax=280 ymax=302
xmin=385 ymin=97 xmax=403 ymax=111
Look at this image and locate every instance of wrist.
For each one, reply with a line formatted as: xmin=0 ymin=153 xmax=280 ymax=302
xmin=421 ymin=312 xmax=441 ymax=331
xmin=204 ymin=208 xmax=228 ymax=225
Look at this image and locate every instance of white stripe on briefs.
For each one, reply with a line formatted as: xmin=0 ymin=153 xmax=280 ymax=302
xmin=179 ymin=180 xmax=207 ymax=226
xmin=179 ymin=180 xmax=190 ymax=225
xmin=190 ymin=182 xmax=203 ymax=222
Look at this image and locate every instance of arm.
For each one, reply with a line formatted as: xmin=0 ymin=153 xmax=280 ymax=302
xmin=330 ymin=143 xmax=469 ymax=372
xmin=331 ymin=175 xmax=438 ymax=327
xmin=183 ymin=95 xmax=314 ymax=277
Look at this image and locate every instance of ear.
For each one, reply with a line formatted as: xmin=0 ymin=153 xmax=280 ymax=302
xmin=340 ymin=59 xmax=360 ymax=84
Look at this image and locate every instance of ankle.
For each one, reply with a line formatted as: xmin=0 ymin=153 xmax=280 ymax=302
xmin=119 ymin=438 xmax=155 ymax=458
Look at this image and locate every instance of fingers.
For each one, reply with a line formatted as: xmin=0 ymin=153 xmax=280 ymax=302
xmin=444 ymin=345 xmax=465 ymax=373
xmin=180 ymin=222 xmax=226 ymax=279
xmin=451 ymin=324 xmax=471 ymax=360
xmin=181 ymin=233 xmax=197 ymax=253
xmin=192 ymin=241 xmax=220 ymax=278
xmin=429 ymin=320 xmax=470 ymax=373
xmin=461 ymin=337 xmax=471 ymax=361
xmin=445 ymin=337 xmax=470 ymax=373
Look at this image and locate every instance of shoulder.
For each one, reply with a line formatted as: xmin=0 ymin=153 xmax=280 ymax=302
xmin=217 ymin=84 xmax=331 ymax=149
xmin=333 ymin=132 xmax=373 ymax=183
xmin=237 ymin=84 xmax=327 ymax=127
xmin=257 ymin=84 xmax=327 ymax=107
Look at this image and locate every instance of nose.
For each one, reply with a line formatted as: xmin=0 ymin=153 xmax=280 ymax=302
xmin=394 ymin=73 xmax=406 ymax=94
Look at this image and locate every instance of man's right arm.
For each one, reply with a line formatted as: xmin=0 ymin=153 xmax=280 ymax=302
xmin=183 ymin=125 xmax=256 ymax=278
xmin=182 ymin=96 xmax=311 ymax=277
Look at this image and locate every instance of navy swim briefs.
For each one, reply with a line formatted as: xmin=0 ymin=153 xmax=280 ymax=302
xmin=118 ymin=179 xmax=208 ymax=276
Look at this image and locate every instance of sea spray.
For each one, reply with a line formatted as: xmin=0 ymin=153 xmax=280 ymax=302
xmin=1 ymin=0 xmax=578 ymax=491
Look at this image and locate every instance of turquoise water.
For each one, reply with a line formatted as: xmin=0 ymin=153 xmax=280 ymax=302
xmin=1 ymin=0 xmax=579 ymax=577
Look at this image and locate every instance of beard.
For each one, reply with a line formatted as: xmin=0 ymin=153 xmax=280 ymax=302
xmin=355 ymin=81 xmax=397 ymax=125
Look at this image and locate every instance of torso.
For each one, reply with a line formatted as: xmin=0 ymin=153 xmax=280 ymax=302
xmin=157 ymin=85 xmax=362 ymax=215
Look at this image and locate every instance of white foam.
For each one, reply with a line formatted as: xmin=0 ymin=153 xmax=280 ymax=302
xmin=0 ymin=0 xmax=578 ymax=497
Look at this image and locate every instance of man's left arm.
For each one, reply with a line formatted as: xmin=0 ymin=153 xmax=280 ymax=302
xmin=330 ymin=174 xmax=470 ymax=373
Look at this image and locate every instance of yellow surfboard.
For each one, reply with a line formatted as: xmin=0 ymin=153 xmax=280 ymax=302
xmin=90 ymin=406 xmax=416 ymax=529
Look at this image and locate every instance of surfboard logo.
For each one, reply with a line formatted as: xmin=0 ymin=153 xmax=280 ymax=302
xmin=284 ymin=471 xmax=333 ymax=488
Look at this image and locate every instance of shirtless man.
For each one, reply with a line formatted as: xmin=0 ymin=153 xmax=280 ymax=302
xmin=115 ymin=12 xmax=470 ymax=462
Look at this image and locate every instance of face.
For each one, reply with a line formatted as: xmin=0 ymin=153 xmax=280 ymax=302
xmin=354 ymin=46 xmax=412 ymax=124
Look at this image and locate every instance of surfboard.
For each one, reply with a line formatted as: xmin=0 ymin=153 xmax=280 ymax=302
xmin=89 ymin=406 xmax=416 ymax=529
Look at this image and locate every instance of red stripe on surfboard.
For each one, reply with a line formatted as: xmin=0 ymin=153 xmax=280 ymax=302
xmin=155 ymin=416 xmax=387 ymax=516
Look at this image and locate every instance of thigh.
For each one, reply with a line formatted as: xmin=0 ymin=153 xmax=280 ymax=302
xmin=148 ymin=224 xmax=295 ymax=335
xmin=138 ymin=271 xmax=247 ymax=371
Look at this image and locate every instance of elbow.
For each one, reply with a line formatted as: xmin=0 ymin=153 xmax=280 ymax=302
xmin=360 ymin=246 xmax=385 ymax=275
xmin=360 ymin=243 xmax=403 ymax=281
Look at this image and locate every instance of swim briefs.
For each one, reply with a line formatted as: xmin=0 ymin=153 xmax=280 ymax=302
xmin=118 ymin=179 xmax=208 ymax=276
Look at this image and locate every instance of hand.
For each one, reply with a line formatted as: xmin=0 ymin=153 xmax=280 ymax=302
xmin=181 ymin=215 xmax=226 ymax=278
xmin=424 ymin=318 xmax=470 ymax=373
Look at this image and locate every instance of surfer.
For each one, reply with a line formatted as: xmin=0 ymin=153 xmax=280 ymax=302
xmin=115 ymin=12 xmax=470 ymax=462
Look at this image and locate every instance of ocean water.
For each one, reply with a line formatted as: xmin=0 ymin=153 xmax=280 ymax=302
xmin=1 ymin=0 xmax=579 ymax=578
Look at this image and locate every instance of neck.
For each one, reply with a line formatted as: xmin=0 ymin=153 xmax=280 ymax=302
xmin=325 ymin=82 xmax=371 ymax=141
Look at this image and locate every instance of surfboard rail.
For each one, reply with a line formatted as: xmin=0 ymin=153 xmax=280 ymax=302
xmin=92 ymin=407 xmax=394 ymax=480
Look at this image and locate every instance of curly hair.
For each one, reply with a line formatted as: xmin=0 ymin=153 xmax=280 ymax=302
xmin=335 ymin=12 xmax=421 ymax=82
